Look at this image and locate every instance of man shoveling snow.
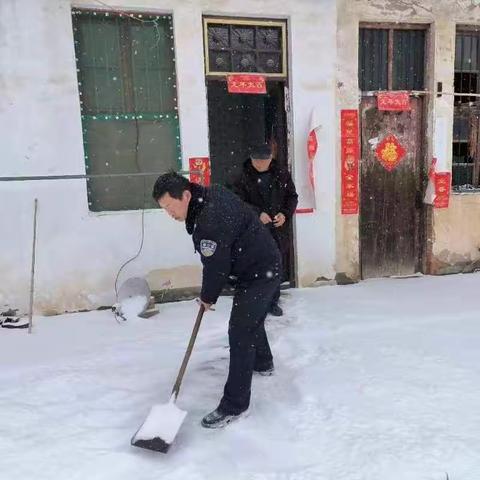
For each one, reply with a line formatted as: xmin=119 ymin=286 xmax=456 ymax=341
xmin=152 ymin=172 xmax=281 ymax=429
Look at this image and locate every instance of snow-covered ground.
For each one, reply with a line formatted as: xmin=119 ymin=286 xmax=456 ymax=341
xmin=1 ymin=274 xmax=480 ymax=480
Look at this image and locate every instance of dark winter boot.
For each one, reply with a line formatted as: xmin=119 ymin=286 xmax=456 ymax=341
xmin=254 ymin=361 xmax=275 ymax=376
xmin=201 ymin=408 xmax=248 ymax=429
xmin=269 ymin=303 xmax=283 ymax=317
xmin=254 ymin=366 xmax=275 ymax=376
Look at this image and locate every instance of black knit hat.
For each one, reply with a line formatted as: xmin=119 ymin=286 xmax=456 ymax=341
xmin=249 ymin=143 xmax=272 ymax=160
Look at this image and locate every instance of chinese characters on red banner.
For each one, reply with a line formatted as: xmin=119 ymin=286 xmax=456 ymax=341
xmin=375 ymin=134 xmax=407 ymax=171
xmin=341 ymin=110 xmax=359 ymax=215
xmin=377 ymin=91 xmax=411 ymax=111
xmin=227 ymin=75 xmax=267 ymax=94
xmin=189 ymin=157 xmax=211 ymax=186
xmin=434 ymin=172 xmax=451 ymax=208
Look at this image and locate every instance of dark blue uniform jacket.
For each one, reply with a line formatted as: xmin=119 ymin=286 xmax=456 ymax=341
xmin=186 ymin=183 xmax=281 ymax=304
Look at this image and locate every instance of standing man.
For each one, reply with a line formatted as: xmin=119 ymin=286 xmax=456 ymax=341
xmin=152 ymin=172 xmax=281 ymax=428
xmin=233 ymin=143 xmax=298 ymax=317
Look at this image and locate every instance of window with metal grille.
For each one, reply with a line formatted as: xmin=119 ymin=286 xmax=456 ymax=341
xmin=72 ymin=10 xmax=181 ymax=211
xmin=453 ymin=29 xmax=480 ymax=190
xmin=204 ymin=18 xmax=287 ymax=77
xmin=359 ymin=26 xmax=425 ymax=92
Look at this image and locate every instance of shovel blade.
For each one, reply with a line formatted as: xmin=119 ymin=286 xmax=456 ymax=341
xmin=131 ymin=401 xmax=187 ymax=453
xmin=131 ymin=435 xmax=172 ymax=453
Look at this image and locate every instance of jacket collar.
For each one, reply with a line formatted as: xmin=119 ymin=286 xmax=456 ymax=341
xmin=243 ymin=158 xmax=278 ymax=176
xmin=185 ymin=183 xmax=207 ymax=235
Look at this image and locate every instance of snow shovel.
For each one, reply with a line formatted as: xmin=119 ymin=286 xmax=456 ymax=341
xmin=131 ymin=304 xmax=205 ymax=453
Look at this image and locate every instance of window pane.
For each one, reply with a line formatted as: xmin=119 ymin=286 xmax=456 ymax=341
xmin=358 ymin=28 xmax=388 ymax=91
xmin=457 ymin=34 xmax=478 ymax=72
xmin=454 ymin=72 xmax=478 ymax=104
xmin=130 ymin=21 xmax=177 ymax=113
xmin=84 ymin=118 xmax=180 ymax=211
xmin=452 ymin=164 xmax=474 ymax=188
xmin=393 ymin=30 xmax=425 ymax=90
xmin=452 ymin=139 xmax=474 ymax=188
xmin=74 ymin=17 xmax=125 ymax=113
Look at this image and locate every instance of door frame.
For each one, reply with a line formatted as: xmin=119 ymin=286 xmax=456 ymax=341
xmin=202 ymin=15 xmax=297 ymax=287
xmin=358 ymin=22 xmax=433 ymax=278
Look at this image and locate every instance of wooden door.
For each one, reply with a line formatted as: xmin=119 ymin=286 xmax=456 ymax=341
xmin=360 ymin=96 xmax=423 ymax=278
xmin=359 ymin=25 xmax=427 ymax=278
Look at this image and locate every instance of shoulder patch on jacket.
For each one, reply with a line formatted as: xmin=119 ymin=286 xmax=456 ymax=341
xmin=200 ymin=239 xmax=217 ymax=257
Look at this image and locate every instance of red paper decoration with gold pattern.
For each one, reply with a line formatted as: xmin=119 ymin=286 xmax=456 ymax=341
xmin=375 ymin=134 xmax=406 ymax=171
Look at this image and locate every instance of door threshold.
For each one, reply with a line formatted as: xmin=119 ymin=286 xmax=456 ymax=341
xmin=389 ymin=272 xmax=424 ymax=279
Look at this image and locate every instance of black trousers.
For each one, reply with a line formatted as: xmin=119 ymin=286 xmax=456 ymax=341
xmin=269 ymin=230 xmax=289 ymax=307
xmin=271 ymin=284 xmax=281 ymax=306
xmin=218 ymin=276 xmax=280 ymax=415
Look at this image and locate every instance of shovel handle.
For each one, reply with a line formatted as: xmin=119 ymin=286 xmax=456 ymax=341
xmin=171 ymin=304 xmax=205 ymax=400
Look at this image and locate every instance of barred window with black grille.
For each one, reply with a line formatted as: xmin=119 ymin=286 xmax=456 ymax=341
xmin=72 ymin=10 xmax=181 ymax=211
xmin=453 ymin=29 xmax=480 ymax=191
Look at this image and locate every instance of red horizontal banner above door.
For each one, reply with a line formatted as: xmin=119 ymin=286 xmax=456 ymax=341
xmin=377 ymin=91 xmax=411 ymax=111
xmin=227 ymin=74 xmax=267 ymax=94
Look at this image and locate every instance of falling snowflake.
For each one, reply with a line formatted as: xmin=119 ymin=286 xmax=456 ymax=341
xmin=266 ymin=271 xmax=273 ymax=279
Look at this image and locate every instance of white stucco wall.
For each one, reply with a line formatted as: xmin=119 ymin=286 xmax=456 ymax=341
xmin=0 ymin=0 xmax=337 ymax=314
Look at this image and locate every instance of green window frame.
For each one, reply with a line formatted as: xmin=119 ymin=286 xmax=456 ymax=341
xmin=72 ymin=9 xmax=181 ymax=211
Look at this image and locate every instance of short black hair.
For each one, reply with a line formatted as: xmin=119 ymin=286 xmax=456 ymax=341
xmin=152 ymin=171 xmax=191 ymax=201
